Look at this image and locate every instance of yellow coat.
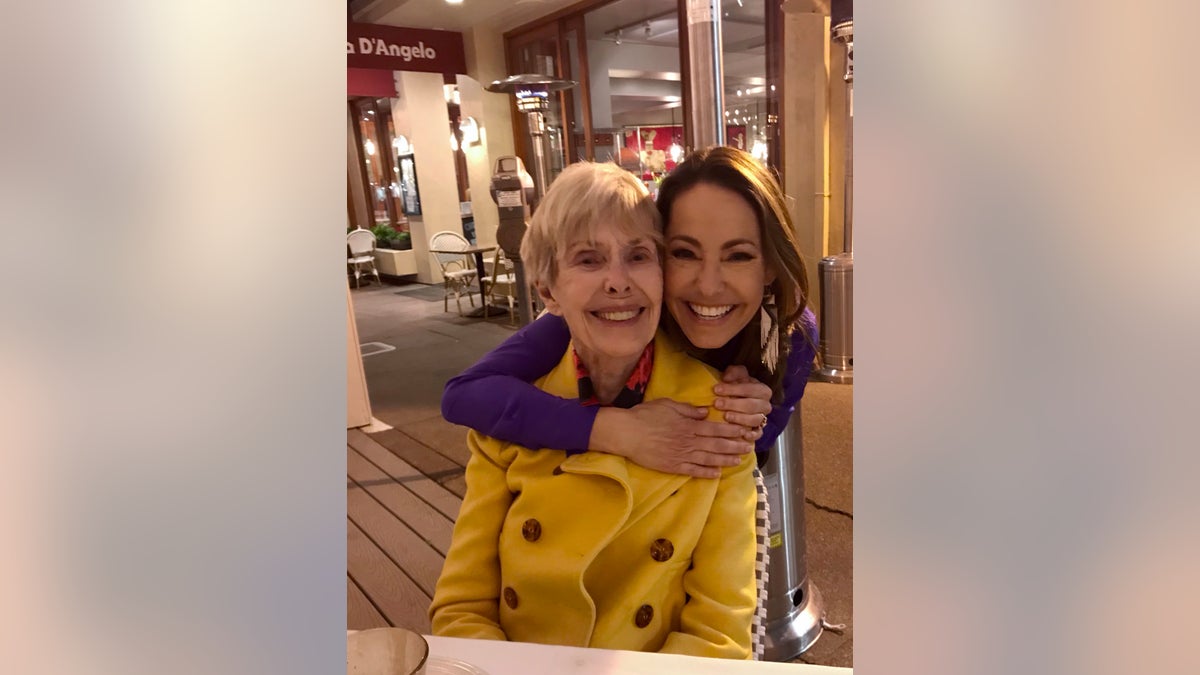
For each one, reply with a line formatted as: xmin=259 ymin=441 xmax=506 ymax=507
xmin=429 ymin=331 xmax=757 ymax=659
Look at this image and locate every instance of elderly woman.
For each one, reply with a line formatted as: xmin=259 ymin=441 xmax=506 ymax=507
xmin=429 ymin=162 xmax=757 ymax=659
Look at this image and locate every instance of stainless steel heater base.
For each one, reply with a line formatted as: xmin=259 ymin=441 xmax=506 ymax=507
xmin=763 ymin=578 xmax=826 ymax=661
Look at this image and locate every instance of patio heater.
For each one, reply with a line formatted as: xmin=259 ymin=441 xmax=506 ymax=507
xmin=486 ymin=74 xmax=578 ymax=209
xmin=815 ymin=3 xmax=854 ymax=384
xmin=485 ymin=74 xmax=578 ymax=326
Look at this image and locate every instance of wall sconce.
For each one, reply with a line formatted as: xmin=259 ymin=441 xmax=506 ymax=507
xmin=459 ymin=116 xmax=481 ymax=146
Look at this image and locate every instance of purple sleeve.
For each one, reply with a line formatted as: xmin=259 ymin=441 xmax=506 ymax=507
xmin=756 ymin=307 xmax=818 ymax=454
xmin=441 ymin=313 xmax=598 ymax=452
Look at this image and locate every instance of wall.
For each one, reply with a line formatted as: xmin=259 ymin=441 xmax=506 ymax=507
xmin=460 ymin=26 xmax=516 ymax=250
xmin=782 ymin=8 xmax=832 ymax=315
xmin=391 ymin=70 xmax=460 ymax=283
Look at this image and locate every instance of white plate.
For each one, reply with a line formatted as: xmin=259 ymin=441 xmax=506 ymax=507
xmin=424 ymin=656 xmax=488 ymax=675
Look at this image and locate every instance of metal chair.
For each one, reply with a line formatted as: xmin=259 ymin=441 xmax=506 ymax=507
xmin=347 ymin=228 xmax=380 ymax=288
xmin=428 ymin=230 xmax=478 ymax=316
xmin=482 ymin=248 xmax=518 ymax=325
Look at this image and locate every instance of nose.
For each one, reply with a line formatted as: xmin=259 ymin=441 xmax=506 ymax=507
xmin=696 ymin=258 xmax=724 ymax=296
xmin=604 ymin=259 xmax=632 ymax=295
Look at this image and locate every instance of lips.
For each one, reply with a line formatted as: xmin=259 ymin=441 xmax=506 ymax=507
xmin=685 ymin=302 xmax=736 ymax=320
xmin=591 ymin=307 xmax=644 ymax=322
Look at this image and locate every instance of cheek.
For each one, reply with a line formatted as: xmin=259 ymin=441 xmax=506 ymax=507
xmin=636 ymin=267 xmax=664 ymax=302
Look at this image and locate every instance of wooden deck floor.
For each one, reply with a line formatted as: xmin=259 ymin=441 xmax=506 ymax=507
xmin=345 ymin=426 xmax=466 ymax=633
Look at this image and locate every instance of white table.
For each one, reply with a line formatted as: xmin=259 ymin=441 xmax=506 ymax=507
xmin=424 ymin=635 xmax=852 ymax=675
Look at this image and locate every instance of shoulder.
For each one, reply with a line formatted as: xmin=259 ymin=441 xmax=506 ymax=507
xmin=788 ymin=308 xmax=818 ymax=360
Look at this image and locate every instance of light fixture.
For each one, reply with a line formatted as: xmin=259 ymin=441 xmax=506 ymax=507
xmin=367 ymin=109 xmax=375 ymax=115
xmin=364 ymin=139 xmax=376 ymax=156
xmin=751 ymin=138 xmax=768 ymax=162
xmin=615 ymin=29 xmax=622 ymax=45
xmin=459 ymin=116 xmax=481 ymax=146
xmin=446 ymin=0 xmax=463 ymax=4
xmin=770 ymin=84 xmax=776 ymax=92
xmin=644 ymin=22 xmax=651 ymax=38
xmin=737 ymin=89 xmax=743 ymax=96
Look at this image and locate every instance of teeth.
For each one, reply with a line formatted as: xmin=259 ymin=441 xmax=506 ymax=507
xmin=688 ymin=303 xmax=734 ymax=319
xmin=597 ymin=309 xmax=639 ymax=321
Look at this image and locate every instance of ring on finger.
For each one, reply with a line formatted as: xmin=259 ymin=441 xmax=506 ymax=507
xmin=757 ymin=413 xmax=768 ymax=430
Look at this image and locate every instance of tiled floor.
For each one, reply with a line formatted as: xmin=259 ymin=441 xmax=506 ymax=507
xmin=346 ymin=280 xmax=853 ymax=667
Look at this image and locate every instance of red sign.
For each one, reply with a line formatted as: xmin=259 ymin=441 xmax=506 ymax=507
xmin=347 ymin=23 xmax=466 ymax=76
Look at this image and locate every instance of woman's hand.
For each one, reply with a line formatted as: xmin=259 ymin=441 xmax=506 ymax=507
xmin=713 ymin=366 xmax=773 ymax=443
xmin=590 ymin=400 xmax=754 ymax=479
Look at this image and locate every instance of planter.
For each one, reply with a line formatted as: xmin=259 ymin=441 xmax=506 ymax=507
xmin=374 ymin=248 xmax=417 ymax=276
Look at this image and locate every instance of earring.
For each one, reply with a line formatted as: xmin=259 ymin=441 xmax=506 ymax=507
xmin=760 ymin=287 xmax=780 ymax=374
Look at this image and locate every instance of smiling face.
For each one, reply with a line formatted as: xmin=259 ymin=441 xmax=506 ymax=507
xmin=664 ymin=182 xmax=773 ymax=349
xmin=540 ymin=220 xmax=663 ymax=367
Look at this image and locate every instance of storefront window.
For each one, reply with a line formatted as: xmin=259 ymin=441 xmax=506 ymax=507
xmin=351 ymin=97 xmax=412 ymax=234
xmin=720 ymin=0 xmax=769 ymax=164
xmin=504 ymin=0 xmax=777 ymax=191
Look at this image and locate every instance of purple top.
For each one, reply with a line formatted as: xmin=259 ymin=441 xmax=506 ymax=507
xmin=441 ymin=309 xmax=819 ymax=456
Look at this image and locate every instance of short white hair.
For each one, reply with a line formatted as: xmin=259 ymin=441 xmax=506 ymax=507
xmin=520 ymin=162 xmax=662 ymax=287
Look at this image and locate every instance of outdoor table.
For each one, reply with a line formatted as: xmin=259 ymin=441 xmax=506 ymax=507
xmin=428 ymin=244 xmax=497 ymax=318
xmin=423 ymin=634 xmax=853 ymax=675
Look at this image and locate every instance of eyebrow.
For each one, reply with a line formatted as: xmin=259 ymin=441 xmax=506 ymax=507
xmin=667 ymin=234 xmax=759 ymax=249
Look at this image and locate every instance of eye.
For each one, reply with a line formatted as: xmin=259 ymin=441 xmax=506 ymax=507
xmin=628 ymin=246 xmax=655 ymax=263
xmin=668 ymin=247 xmax=698 ymax=260
xmin=572 ymin=251 xmax=602 ymax=267
xmin=726 ymin=251 xmax=757 ymax=262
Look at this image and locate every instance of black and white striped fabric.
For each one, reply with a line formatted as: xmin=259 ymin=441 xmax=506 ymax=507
xmin=751 ymin=466 xmax=770 ymax=660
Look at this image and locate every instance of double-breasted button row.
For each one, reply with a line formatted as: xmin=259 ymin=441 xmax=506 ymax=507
xmin=650 ymin=538 xmax=674 ymax=562
xmin=503 ymin=586 xmax=519 ymax=609
xmin=521 ymin=518 xmax=541 ymax=542
xmin=634 ymin=604 xmax=654 ymax=628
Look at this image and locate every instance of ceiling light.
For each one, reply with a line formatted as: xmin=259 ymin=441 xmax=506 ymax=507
xmin=446 ymin=0 xmax=463 ymax=4
xmin=736 ymin=89 xmax=742 ymax=96
xmin=367 ymin=110 xmax=375 ymax=115
xmin=644 ymin=22 xmax=651 ymax=38
xmin=770 ymin=85 xmax=776 ymax=92
xmin=615 ymin=29 xmax=622 ymax=45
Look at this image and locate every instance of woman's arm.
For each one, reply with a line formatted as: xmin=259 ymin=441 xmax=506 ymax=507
xmin=658 ymin=452 xmax=758 ymax=659
xmin=441 ymin=314 xmax=598 ymax=452
xmin=428 ymin=432 xmax=516 ymax=640
xmin=713 ymin=307 xmax=820 ymax=454
xmin=443 ymin=315 xmax=753 ymax=473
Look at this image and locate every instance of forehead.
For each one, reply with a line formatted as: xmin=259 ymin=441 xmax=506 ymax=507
xmin=667 ymin=183 xmax=759 ymax=239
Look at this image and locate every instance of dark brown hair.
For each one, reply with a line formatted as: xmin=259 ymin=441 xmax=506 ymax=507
xmin=656 ymin=146 xmax=811 ymax=399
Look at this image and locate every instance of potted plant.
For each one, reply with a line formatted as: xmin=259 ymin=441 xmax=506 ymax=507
xmin=394 ymin=231 xmax=412 ymax=250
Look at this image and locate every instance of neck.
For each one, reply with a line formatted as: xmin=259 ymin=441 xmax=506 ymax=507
xmin=575 ymin=346 xmax=639 ymax=405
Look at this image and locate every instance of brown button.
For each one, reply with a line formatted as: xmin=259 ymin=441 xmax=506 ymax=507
xmin=503 ymin=586 xmax=519 ymax=609
xmin=634 ymin=604 xmax=654 ymax=628
xmin=650 ymin=538 xmax=674 ymax=562
xmin=521 ymin=518 xmax=542 ymax=542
